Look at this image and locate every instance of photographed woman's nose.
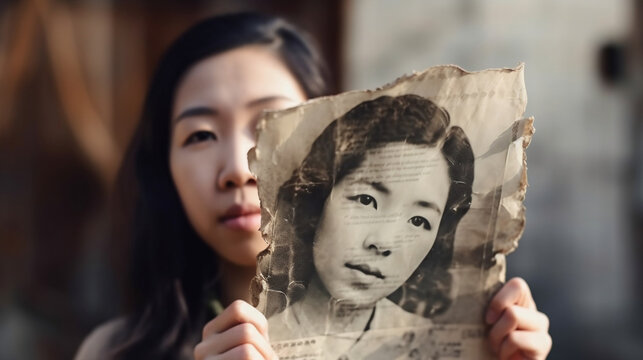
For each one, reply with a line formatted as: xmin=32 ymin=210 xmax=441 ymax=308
xmin=363 ymin=233 xmax=392 ymax=257
xmin=216 ymin=135 xmax=256 ymax=190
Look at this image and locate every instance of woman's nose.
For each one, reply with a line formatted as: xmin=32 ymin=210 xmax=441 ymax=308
xmin=216 ymin=135 xmax=256 ymax=190
xmin=363 ymin=233 xmax=392 ymax=257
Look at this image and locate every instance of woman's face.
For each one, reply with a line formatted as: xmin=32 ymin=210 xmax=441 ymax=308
xmin=312 ymin=142 xmax=450 ymax=305
xmin=169 ymin=46 xmax=306 ymax=267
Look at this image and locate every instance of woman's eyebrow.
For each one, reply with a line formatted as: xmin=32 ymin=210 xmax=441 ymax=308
xmin=414 ymin=200 xmax=442 ymax=214
xmin=174 ymin=106 xmax=217 ymax=123
xmin=246 ymin=95 xmax=297 ymax=107
xmin=351 ymin=179 xmax=390 ymax=194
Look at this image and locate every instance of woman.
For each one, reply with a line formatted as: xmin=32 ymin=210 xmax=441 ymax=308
xmin=265 ymin=95 xmax=473 ymax=358
xmin=76 ymin=12 xmax=551 ymax=360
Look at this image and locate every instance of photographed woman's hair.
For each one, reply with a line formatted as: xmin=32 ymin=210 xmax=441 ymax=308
xmin=110 ymin=12 xmax=329 ymax=359
xmin=263 ymin=95 xmax=474 ymax=318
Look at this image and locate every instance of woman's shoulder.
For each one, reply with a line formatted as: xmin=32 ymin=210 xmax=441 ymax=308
xmin=266 ymin=307 xmax=298 ymax=341
xmin=74 ymin=317 xmax=127 ymax=360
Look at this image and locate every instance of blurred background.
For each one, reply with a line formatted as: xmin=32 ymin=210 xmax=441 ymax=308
xmin=0 ymin=0 xmax=641 ymax=359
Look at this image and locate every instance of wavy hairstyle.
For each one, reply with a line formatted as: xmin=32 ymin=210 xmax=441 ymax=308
xmin=110 ymin=12 xmax=329 ymax=359
xmin=264 ymin=95 xmax=474 ymax=318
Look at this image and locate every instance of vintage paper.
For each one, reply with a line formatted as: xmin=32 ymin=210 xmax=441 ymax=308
xmin=249 ymin=64 xmax=533 ymax=359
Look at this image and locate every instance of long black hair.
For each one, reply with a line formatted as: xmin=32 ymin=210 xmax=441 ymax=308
xmin=110 ymin=12 xmax=329 ymax=359
xmin=262 ymin=95 xmax=474 ymax=318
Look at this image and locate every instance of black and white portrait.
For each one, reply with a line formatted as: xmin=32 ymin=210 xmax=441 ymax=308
xmin=251 ymin=65 xmax=531 ymax=360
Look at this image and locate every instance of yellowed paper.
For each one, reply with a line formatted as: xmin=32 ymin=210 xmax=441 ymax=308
xmin=250 ymin=64 xmax=533 ymax=359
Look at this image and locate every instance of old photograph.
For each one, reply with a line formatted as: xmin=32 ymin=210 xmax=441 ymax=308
xmin=250 ymin=65 xmax=533 ymax=359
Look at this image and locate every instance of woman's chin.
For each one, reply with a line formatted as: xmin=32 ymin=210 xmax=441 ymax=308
xmin=223 ymin=251 xmax=263 ymax=268
xmin=332 ymin=296 xmax=379 ymax=309
xmin=206 ymin=232 xmax=267 ymax=267
xmin=327 ymin=288 xmax=386 ymax=307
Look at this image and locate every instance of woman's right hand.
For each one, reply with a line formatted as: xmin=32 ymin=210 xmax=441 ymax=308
xmin=194 ymin=300 xmax=278 ymax=360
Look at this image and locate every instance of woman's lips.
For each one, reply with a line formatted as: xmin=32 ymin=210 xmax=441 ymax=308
xmin=345 ymin=262 xmax=385 ymax=279
xmin=219 ymin=204 xmax=261 ymax=232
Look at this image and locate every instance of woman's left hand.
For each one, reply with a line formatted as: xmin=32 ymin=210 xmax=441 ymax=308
xmin=485 ymin=277 xmax=552 ymax=360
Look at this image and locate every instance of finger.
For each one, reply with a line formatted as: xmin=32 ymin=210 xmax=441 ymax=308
xmin=195 ymin=323 xmax=276 ymax=360
xmin=205 ymin=343 xmax=264 ymax=360
xmin=202 ymin=300 xmax=269 ymax=339
xmin=499 ymin=330 xmax=552 ymax=360
xmin=488 ymin=305 xmax=549 ymax=354
xmin=486 ymin=277 xmax=536 ymax=324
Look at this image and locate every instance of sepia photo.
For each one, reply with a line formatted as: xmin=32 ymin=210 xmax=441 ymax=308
xmin=250 ymin=65 xmax=533 ymax=359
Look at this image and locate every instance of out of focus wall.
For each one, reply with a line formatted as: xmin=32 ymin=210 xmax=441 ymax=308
xmin=345 ymin=0 xmax=639 ymax=358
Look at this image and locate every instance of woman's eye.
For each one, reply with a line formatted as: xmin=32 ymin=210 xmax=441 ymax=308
xmin=184 ymin=131 xmax=217 ymax=146
xmin=408 ymin=216 xmax=431 ymax=230
xmin=347 ymin=194 xmax=378 ymax=210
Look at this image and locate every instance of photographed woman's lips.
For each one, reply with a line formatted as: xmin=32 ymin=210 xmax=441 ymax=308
xmin=219 ymin=204 xmax=261 ymax=232
xmin=345 ymin=262 xmax=385 ymax=279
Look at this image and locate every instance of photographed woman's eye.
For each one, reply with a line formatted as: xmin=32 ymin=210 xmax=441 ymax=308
xmin=347 ymin=194 xmax=378 ymax=210
xmin=408 ymin=216 xmax=431 ymax=230
xmin=184 ymin=130 xmax=217 ymax=146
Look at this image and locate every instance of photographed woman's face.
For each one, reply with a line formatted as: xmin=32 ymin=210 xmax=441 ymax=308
xmin=169 ymin=46 xmax=306 ymax=267
xmin=313 ymin=142 xmax=450 ymax=305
